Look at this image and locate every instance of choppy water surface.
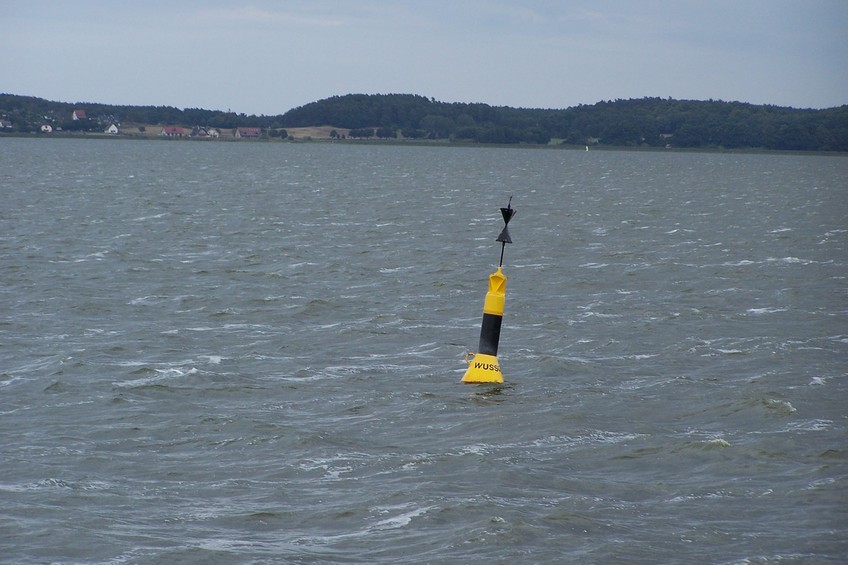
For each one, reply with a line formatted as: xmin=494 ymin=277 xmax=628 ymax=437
xmin=1 ymin=138 xmax=846 ymax=564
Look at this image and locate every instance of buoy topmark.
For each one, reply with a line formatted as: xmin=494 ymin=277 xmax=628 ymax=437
xmin=462 ymin=198 xmax=516 ymax=384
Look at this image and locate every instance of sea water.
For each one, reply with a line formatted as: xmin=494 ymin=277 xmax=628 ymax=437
xmin=1 ymin=138 xmax=846 ymax=563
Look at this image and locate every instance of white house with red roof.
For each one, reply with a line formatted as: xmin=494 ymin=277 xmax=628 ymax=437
xmin=161 ymin=126 xmax=187 ymax=137
xmin=235 ymin=127 xmax=262 ymax=139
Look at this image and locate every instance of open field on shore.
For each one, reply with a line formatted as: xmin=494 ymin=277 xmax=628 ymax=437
xmin=114 ymin=124 xmax=349 ymax=140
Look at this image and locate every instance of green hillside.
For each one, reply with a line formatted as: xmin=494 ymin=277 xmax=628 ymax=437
xmin=2 ymin=93 xmax=846 ymax=151
xmin=279 ymin=94 xmax=848 ymax=150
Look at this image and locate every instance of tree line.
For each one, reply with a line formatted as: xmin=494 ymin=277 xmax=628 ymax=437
xmin=0 ymin=94 xmax=284 ymax=133
xmin=2 ymin=92 xmax=846 ymax=151
xmin=280 ymin=94 xmax=848 ymax=150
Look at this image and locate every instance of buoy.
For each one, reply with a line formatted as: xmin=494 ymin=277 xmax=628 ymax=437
xmin=462 ymin=197 xmax=516 ymax=384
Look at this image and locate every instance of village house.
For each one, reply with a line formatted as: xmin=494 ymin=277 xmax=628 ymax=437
xmin=235 ymin=127 xmax=262 ymax=139
xmin=1 ymin=119 xmax=13 ymax=129
xmin=160 ymin=126 xmax=187 ymax=137
xmin=190 ymin=127 xmax=220 ymax=138
xmin=72 ymin=109 xmax=87 ymax=120
xmin=40 ymin=124 xmax=53 ymax=133
xmin=104 ymin=124 xmax=119 ymax=135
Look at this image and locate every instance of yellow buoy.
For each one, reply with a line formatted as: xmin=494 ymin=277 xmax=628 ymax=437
xmin=462 ymin=198 xmax=515 ymax=384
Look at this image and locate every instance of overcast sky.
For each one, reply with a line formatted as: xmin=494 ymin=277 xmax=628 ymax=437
xmin=4 ymin=1 xmax=847 ymax=115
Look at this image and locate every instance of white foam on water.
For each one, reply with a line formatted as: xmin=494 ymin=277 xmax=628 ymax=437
xmin=746 ymin=307 xmax=789 ymax=315
xmin=782 ymin=419 xmax=832 ymax=432
xmin=113 ymin=366 xmax=198 ymax=388
xmin=371 ymin=505 xmax=432 ymax=530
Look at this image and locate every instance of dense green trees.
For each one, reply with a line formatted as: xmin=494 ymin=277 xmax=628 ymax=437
xmin=2 ymin=92 xmax=846 ymax=151
xmin=279 ymin=94 xmax=847 ymax=150
xmin=0 ymin=94 xmax=267 ymax=133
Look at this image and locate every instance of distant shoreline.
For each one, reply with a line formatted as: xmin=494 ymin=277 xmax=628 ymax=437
xmin=3 ymin=130 xmax=846 ymax=157
xmin=3 ymin=93 xmax=846 ymax=151
xmin=0 ymin=124 xmax=346 ymax=141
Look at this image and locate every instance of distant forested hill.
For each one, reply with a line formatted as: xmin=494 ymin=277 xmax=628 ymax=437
xmin=280 ymin=94 xmax=848 ymax=150
xmin=2 ymin=92 xmax=846 ymax=151
xmin=0 ymin=94 xmax=277 ymax=133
